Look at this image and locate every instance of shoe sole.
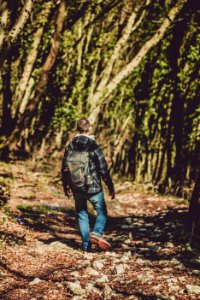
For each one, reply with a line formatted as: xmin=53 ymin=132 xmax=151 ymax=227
xmin=90 ymin=236 xmax=111 ymax=250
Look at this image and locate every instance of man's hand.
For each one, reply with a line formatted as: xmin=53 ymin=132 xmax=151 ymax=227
xmin=110 ymin=191 xmax=115 ymax=200
xmin=64 ymin=188 xmax=71 ymax=198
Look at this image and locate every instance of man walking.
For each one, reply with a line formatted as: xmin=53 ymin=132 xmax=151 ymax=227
xmin=61 ymin=118 xmax=115 ymax=252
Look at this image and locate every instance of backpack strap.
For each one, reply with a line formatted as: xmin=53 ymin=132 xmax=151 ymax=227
xmin=69 ymin=142 xmax=74 ymax=151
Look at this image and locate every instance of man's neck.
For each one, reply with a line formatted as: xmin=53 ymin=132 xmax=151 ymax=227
xmin=76 ymin=132 xmax=95 ymax=140
xmin=77 ymin=132 xmax=89 ymax=136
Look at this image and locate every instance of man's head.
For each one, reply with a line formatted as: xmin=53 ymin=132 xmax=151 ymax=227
xmin=77 ymin=118 xmax=91 ymax=133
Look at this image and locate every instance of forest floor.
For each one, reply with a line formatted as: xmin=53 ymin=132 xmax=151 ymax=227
xmin=0 ymin=159 xmax=200 ymax=300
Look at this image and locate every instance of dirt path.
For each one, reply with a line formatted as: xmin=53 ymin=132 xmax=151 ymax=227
xmin=0 ymin=160 xmax=200 ymax=300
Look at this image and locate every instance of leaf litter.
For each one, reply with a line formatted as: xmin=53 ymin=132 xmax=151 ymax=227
xmin=0 ymin=161 xmax=199 ymax=300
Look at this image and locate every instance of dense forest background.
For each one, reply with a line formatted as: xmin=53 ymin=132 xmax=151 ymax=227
xmin=0 ymin=0 xmax=199 ymax=198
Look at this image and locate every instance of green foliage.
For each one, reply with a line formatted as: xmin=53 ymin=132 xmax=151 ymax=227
xmin=17 ymin=203 xmax=66 ymax=214
xmin=52 ymin=102 xmax=78 ymax=130
xmin=1 ymin=204 xmax=12 ymax=219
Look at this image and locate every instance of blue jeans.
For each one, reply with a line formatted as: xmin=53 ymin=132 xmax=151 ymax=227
xmin=73 ymin=191 xmax=107 ymax=250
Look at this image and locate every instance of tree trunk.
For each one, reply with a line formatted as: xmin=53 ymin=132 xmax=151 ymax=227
xmin=87 ymin=8 xmax=140 ymax=108
xmin=7 ymin=0 xmax=33 ymax=44
xmin=0 ymin=1 xmax=9 ymax=52
xmin=13 ymin=3 xmax=52 ymax=117
xmin=13 ymin=27 xmax=44 ymax=117
xmin=0 ymin=55 xmax=13 ymax=135
xmin=1 ymin=0 xmax=66 ymax=151
xmin=187 ymin=168 xmax=200 ymax=229
xmin=0 ymin=0 xmax=33 ymax=69
xmin=168 ymin=0 xmax=194 ymax=187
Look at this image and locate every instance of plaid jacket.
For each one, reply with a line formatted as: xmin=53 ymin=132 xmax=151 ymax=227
xmin=61 ymin=135 xmax=114 ymax=194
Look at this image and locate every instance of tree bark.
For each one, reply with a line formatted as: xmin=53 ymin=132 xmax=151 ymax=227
xmin=7 ymin=0 xmax=33 ymax=45
xmin=0 ymin=54 xmax=13 ymax=135
xmin=0 ymin=1 xmax=9 ymax=52
xmin=13 ymin=27 xmax=44 ymax=116
xmin=168 ymin=0 xmax=195 ymax=187
xmin=187 ymin=168 xmax=200 ymax=229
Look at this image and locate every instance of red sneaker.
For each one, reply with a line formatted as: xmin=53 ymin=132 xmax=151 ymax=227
xmin=90 ymin=234 xmax=111 ymax=250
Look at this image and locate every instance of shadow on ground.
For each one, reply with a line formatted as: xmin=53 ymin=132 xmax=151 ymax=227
xmin=15 ymin=203 xmax=200 ymax=268
xmin=107 ymin=208 xmax=200 ymax=271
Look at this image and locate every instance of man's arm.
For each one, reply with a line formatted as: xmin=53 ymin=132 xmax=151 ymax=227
xmin=94 ymin=146 xmax=115 ymax=199
xmin=61 ymin=147 xmax=71 ymax=197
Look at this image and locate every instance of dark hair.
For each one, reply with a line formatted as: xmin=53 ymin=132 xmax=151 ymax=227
xmin=77 ymin=118 xmax=90 ymax=133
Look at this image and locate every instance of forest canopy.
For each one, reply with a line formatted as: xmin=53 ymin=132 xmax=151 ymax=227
xmin=0 ymin=0 xmax=199 ymax=197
